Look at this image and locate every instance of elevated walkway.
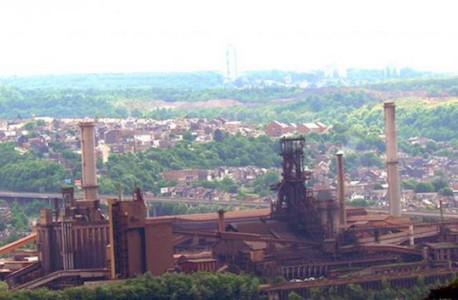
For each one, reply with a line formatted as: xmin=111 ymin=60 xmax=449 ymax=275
xmin=361 ymin=244 xmax=421 ymax=256
xmin=13 ymin=268 xmax=109 ymax=290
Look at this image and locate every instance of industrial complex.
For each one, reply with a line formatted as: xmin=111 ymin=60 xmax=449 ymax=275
xmin=1 ymin=102 xmax=458 ymax=299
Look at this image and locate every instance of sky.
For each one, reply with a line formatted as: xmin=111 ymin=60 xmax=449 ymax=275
xmin=0 ymin=0 xmax=457 ymax=75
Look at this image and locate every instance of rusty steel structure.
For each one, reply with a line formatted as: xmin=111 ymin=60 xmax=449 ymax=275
xmin=273 ymin=137 xmax=325 ymax=239
xmin=3 ymin=119 xmax=458 ymax=297
xmin=108 ymin=189 xmax=174 ymax=279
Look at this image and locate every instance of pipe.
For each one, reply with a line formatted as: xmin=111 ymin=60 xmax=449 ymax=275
xmin=217 ymin=209 xmax=225 ymax=233
xmin=409 ymin=225 xmax=414 ymax=247
xmin=336 ymin=152 xmax=346 ymax=227
xmin=384 ymin=102 xmax=401 ymax=217
xmin=79 ymin=121 xmax=99 ymax=202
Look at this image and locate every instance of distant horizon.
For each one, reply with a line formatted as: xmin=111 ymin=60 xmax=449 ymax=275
xmin=0 ymin=66 xmax=454 ymax=79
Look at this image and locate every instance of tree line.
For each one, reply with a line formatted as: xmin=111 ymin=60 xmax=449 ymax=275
xmin=0 ymin=271 xmax=451 ymax=300
xmin=0 ymin=272 xmax=262 ymax=300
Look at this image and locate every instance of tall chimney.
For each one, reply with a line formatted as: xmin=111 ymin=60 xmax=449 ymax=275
xmin=384 ymin=102 xmax=401 ymax=217
xmin=79 ymin=121 xmax=99 ymax=201
xmin=336 ymin=152 xmax=346 ymax=226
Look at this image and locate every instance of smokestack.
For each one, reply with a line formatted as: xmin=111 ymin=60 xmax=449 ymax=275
xmin=79 ymin=121 xmax=99 ymax=202
xmin=384 ymin=102 xmax=401 ymax=217
xmin=336 ymin=152 xmax=346 ymax=226
xmin=217 ymin=209 xmax=225 ymax=233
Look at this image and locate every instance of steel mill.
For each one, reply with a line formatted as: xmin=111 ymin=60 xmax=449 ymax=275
xmin=1 ymin=105 xmax=458 ymax=300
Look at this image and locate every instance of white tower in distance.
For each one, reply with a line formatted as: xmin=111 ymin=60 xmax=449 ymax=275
xmin=226 ymin=44 xmax=238 ymax=82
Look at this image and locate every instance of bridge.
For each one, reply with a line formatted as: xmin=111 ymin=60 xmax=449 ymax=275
xmin=0 ymin=190 xmax=269 ymax=208
xmin=1 ymin=191 xmax=454 ymax=217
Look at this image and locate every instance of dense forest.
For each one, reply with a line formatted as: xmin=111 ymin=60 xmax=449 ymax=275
xmin=0 ymin=85 xmax=305 ymax=118
xmin=370 ymin=76 xmax=458 ymax=96
xmin=99 ymin=134 xmax=280 ymax=194
xmin=0 ymin=143 xmax=69 ymax=192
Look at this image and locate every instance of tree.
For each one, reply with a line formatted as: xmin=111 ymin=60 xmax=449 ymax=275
xmin=414 ymin=182 xmax=435 ymax=193
xmin=10 ymin=203 xmax=28 ymax=232
xmin=439 ymin=187 xmax=454 ymax=197
xmin=253 ymin=170 xmax=280 ymax=196
xmin=288 ymin=291 xmax=304 ymax=300
xmin=403 ymin=179 xmax=418 ymax=190
xmin=0 ymin=218 xmax=6 ymax=232
xmin=183 ymin=131 xmax=196 ymax=143
xmin=24 ymin=200 xmax=51 ymax=216
xmin=359 ymin=152 xmax=383 ymax=168
xmin=309 ymin=287 xmax=323 ymax=300
xmin=219 ymin=177 xmax=238 ymax=194
xmin=213 ymin=129 xmax=225 ymax=142
xmin=345 ymin=284 xmax=366 ymax=300
xmin=432 ymin=177 xmax=449 ymax=192
xmin=349 ymin=199 xmax=375 ymax=207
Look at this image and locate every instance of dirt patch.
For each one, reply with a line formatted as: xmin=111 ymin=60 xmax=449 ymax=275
xmin=178 ymin=99 xmax=241 ymax=109
xmin=119 ymin=99 xmax=242 ymax=111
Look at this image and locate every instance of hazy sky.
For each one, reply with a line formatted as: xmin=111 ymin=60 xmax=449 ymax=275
xmin=0 ymin=0 xmax=457 ymax=75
